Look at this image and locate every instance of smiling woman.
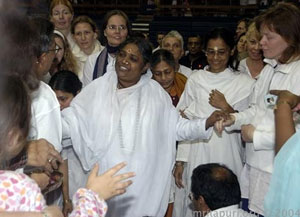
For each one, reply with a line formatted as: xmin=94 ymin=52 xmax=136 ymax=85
xmin=62 ymin=37 xmax=223 ymax=217
xmin=82 ymin=10 xmax=131 ymax=86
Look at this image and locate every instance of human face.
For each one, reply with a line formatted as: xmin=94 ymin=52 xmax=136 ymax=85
xmin=54 ymin=90 xmax=74 ymax=110
xmin=104 ymin=15 xmax=128 ymax=47
xmin=115 ymin=43 xmax=147 ymax=88
xmin=152 ymin=60 xmax=175 ymax=92
xmin=237 ymin=35 xmax=247 ymax=53
xmin=206 ymin=38 xmax=231 ymax=73
xmin=51 ymin=4 xmax=73 ymax=31
xmin=74 ymin=22 xmax=97 ymax=55
xmin=54 ymin=36 xmax=65 ymax=64
xmin=259 ymin=25 xmax=289 ymax=61
xmin=246 ymin=33 xmax=262 ymax=61
xmin=162 ymin=37 xmax=184 ymax=62
xmin=157 ymin=34 xmax=165 ymax=47
xmin=187 ymin=37 xmax=201 ymax=55
xmin=236 ymin=21 xmax=246 ymax=38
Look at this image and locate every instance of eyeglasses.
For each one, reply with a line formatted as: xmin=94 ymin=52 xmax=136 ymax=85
xmin=106 ymin=25 xmax=127 ymax=31
xmin=205 ymin=49 xmax=228 ymax=57
xmin=48 ymin=44 xmax=62 ymax=54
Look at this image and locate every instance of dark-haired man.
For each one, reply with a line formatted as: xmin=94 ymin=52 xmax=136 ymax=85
xmin=190 ymin=163 xmax=255 ymax=217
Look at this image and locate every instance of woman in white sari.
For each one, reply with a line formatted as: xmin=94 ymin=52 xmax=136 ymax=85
xmin=62 ymin=37 xmax=225 ymax=217
xmin=173 ymin=28 xmax=255 ymax=217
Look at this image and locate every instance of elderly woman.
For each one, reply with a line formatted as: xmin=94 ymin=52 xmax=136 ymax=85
xmin=82 ymin=10 xmax=131 ymax=86
xmin=151 ymin=49 xmax=187 ymax=107
xmin=239 ymin=22 xmax=264 ymax=80
xmin=162 ymin=30 xmax=192 ymax=78
xmin=71 ymin=15 xmax=103 ymax=80
xmin=50 ymin=0 xmax=77 ymax=50
xmin=62 ymin=37 xmax=224 ymax=217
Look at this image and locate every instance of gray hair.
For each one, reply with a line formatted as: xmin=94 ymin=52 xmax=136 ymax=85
xmin=162 ymin=30 xmax=184 ymax=49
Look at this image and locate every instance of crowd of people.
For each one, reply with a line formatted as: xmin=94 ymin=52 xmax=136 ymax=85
xmin=0 ymin=0 xmax=300 ymax=217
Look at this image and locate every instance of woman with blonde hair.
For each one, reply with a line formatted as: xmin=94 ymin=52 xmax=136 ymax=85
xmin=71 ymin=15 xmax=103 ymax=80
xmin=49 ymin=30 xmax=78 ymax=77
xmin=239 ymin=22 xmax=264 ymax=80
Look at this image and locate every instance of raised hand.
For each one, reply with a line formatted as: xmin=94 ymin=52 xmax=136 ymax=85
xmin=86 ymin=162 xmax=135 ymax=200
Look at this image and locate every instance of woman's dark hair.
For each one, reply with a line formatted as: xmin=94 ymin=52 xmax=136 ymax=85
xmin=204 ymin=27 xmax=239 ymax=70
xmin=49 ymin=70 xmax=82 ymax=96
xmin=30 ymin=17 xmax=55 ymax=58
xmin=0 ymin=10 xmax=40 ymax=91
xmin=150 ymin=49 xmax=176 ymax=70
xmin=255 ymin=2 xmax=300 ymax=63
xmin=0 ymin=75 xmax=31 ymax=167
xmin=118 ymin=37 xmax=153 ymax=66
xmin=101 ymin=10 xmax=132 ymax=46
xmin=191 ymin=163 xmax=241 ymax=211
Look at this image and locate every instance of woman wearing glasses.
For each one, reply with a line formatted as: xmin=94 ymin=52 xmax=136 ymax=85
xmin=48 ymin=30 xmax=78 ymax=79
xmin=173 ymin=28 xmax=254 ymax=217
xmin=82 ymin=10 xmax=131 ymax=86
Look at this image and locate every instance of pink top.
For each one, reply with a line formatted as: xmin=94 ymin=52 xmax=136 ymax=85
xmin=0 ymin=171 xmax=107 ymax=216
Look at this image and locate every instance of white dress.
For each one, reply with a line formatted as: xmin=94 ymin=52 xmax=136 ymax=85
xmin=29 ymin=81 xmax=62 ymax=152
xmin=62 ymin=69 xmax=214 ymax=217
xmin=173 ymin=68 xmax=254 ymax=217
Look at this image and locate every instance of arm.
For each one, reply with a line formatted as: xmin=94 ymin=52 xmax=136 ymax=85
xmin=69 ymin=163 xmax=135 ymax=217
xmin=60 ymin=160 xmax=73 ymax=216
xmin=209 ymin=89 xmax=235 ymax=113
xmin=270 ymin=90 xmax=300 ymax=154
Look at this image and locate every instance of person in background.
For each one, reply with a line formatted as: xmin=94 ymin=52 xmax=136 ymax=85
xmin=49 ymin=70 xmax=88 ymax=216
xmin=162 ymin=30 xmax=192 ymax=78
xmin=71 ymin=15 xmax=103 ymax=80
xmin=236 ymin=33 xmax=248 ymax=61
xmin=190 ymin=163 xmax=255 ymax=217
xmin=153 ymin=32 xmax=165 ymax=52
xmin=179 ymin=35 xmax=207 ymax=70
xmin=235 ymin=18 xmax=249 ymax=41
xmin=239 ymin=22 xmax=264 ymax=80
xmin=48 ymin=30 xmax=78 ymax=80
xmin=82 ymin=10 xmax=131 ymax=87
xmin=49 ymin=0 xmax=77 ymax=50
xmin=151 ymin=49 xmax=187 ymax=107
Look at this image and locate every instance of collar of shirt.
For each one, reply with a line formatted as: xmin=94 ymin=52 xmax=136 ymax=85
xmin=264 ymin=58 xmax=296 ymax=74
xmin=205 ymin=205 xmax=239 ymax=217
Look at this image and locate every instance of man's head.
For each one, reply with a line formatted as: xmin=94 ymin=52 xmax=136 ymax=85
xmin=187 ymin=35 xmax=201 ymax=55
xmin=156 ymin=32 xmax=165 ymax=48
xmin=191 ymin=163 xmax=241 ymax=215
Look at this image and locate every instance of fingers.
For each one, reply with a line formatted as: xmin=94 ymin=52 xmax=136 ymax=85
xmin=105 ymin=162 xmax=127 ymax=176
xmin=89 ymin=163 xmax=99 ymax=179
xmin=114 ymin=171 xmax=136 ymax=182
xmin=269 ymin=89 xmax=281 ymax=96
